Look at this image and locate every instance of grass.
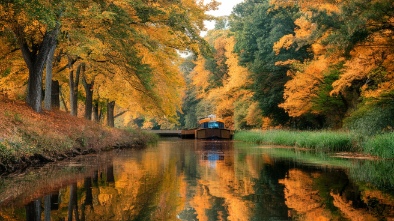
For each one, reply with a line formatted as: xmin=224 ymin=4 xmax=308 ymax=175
xmin=362 ymin=133 xmax=394 ymax=159
xmin=235 ymin=130 xmax=394 ymax=159
xmin=234 ymin=130 xmax=356 ymax=152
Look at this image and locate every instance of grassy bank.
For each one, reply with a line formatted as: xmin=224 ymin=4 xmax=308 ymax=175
xmin=234 ymin=130 xmax=394 ymax=159
xmin=234 ymin=130 xmax=356 ymax=152
xmin=0 ymin=100 xmax=158 ymax=175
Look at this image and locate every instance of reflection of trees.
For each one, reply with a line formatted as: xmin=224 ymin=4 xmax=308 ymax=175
xmin=330 ymin=191 xmax=378 ymax=221
xmin=279 ymin=169 xmax=333 ymax=220
xmin=251 ymin=162 xmax=289 ymax=219
xmin=67 ymin=183 xmax=79 ymax=221
xmin=346 ymin=160 xmax=394 ymax=220
xmin=11 ymin=141 xmax=394 ymax=220
xmin=25 ymin=199 xmax=41 ymax=221
xmin=278 ymin=167 xmax=394 ymax=220
xmin=187 ymin=141 xmax=291 ymax=220
xmin=43 ymin=195 xmax=50 ymax=221
xmin=80 ymin=178 xmax=93 ymax=221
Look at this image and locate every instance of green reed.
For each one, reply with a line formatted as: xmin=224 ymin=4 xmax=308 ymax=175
xmin=363 ymin=133 xmax=394 ymax=159
xmin=234 ymin=130 xmax=356 ymax=152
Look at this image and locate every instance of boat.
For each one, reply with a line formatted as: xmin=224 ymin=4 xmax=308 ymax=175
xmin=180 ymin=115 xmax=233 ymax=139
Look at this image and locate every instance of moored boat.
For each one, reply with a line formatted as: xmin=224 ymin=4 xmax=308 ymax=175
xmin=180 ymin=115 xmax=233 ymax=139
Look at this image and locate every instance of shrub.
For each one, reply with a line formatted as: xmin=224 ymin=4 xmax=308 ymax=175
xmin=344 ymin=100 xmax=394 ymax=136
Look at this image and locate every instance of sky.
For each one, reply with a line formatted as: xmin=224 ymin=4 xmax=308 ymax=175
xmin=203 ymin=0 xmax=244 ymax=31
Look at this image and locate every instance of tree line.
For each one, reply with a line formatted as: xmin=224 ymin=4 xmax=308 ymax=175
xmin=0 ymin=0 xmax=219 ymax=127
xmin=180 ymin=0 xmax=394 ymax=135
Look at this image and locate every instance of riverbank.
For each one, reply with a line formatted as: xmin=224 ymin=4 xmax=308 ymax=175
xmin=0 ymin=99 xmax=158 ymax=175
xmin=234 ymin=130 xmax=394 ymax=159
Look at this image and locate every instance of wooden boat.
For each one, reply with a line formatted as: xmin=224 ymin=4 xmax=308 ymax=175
xmin=180 ymin=115 xmax=233 ymax=139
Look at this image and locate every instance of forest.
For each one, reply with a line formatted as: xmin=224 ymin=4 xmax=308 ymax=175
xmin=1 ymin=0 xmax=393 ymax=136
xmin=181 ymin=0 xmax=394 ymax=136
xmin=0 ymin=0 xmax=219 ymax=128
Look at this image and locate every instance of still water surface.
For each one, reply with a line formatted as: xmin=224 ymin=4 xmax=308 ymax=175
xmin=0 ymin=139 xmax=393 ymax=220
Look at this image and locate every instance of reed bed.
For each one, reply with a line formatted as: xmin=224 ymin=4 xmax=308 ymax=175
xmin=234 ymin=130 xmax=356 ymax=152
xmin=362 ymin=133 xmax=394 ymax=159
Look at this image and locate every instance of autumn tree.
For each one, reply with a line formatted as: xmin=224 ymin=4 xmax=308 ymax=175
xmin=1 ymin=0 xmax=219 ymax=129
xmin=0 ymin=1 xmax=63 ymax=112
xmin=185 ymin=26 xmax=258 ymax=130
xmin=230 ymin=0 xmax=311 ymax=127
xmin=273 ymin=0 xmax=394 ymax=131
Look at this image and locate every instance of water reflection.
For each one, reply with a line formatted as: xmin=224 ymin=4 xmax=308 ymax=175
xmin=0 ymin=140 xmax=393 ymax=220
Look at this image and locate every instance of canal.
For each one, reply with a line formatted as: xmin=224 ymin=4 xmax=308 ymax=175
xmin=0 ymin=139 xmax=393 ymax=220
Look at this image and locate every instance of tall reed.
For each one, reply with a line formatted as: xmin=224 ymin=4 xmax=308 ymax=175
xmin=363 ymin=133 xmax=394 ymax=159
xmin=234 ymin=130 xmax=355 ymax=152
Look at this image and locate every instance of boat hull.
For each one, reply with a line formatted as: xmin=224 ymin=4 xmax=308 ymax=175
xmin=195 ymin=128 xmax=232 ymax=139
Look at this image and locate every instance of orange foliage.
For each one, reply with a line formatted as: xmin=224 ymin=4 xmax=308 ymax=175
xmin=279 ymin=57 xmax=329 ymax=117
xmin=330 ymin=192 xmax=378 ymax=221
xmin=362 ymin=189 xmax=394 ymax=206
xmin=273 ymin=0 xmax=394 ymax=120
xmin=274 ymin=15 xmax=317 ymax=55
xmin=331 ymin=31 xmax=394 ymax=98
xmin=190 ymin=33 xmax=257 ymax=129
xmin=279 ymin=169 xmax=333 ymax=220
xmin=191 ymin=56 xmax=211 ymax=98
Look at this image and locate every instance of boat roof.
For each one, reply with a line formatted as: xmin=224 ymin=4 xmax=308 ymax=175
xmin=198 ymin=115 xmax=225 ymax=124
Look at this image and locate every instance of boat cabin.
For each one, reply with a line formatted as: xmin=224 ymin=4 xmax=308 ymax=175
xmin=198 ymin=116 xmax=225 ymax=129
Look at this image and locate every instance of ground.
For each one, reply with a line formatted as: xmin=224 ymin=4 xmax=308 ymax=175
xmin=0 ymin=98 xmax=157 ymax=175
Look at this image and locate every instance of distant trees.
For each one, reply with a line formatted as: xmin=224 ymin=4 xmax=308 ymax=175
xmin=180 ymin=26 xmax=260 ymax=130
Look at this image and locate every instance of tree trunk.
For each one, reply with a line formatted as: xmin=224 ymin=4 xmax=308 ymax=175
xmin=15 ymin=24 xmax=59 ymax=112
xmin=69 ymin=61 xmax=82 ymax=116
xmin=60 ymin=85 xmax=69 ymax=113
xmin=51 ymin=80 xmax=60 ymax=109
xmin=82 ymin=75 xmax=94 ymax=120
xmin=107 ymin=100 xmax=115 ymax=127
xmin=44 ymin=43 xmax=56 ymax=110
xmin=92 ymin=101 xmax=100 ymax=122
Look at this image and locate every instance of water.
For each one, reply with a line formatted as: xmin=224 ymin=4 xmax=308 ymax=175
xmin=0 ymin=139 xmax=393 ymax=220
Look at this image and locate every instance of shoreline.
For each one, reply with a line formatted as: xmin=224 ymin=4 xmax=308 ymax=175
xmin=0 ymin=99 xmax=158 ymax=176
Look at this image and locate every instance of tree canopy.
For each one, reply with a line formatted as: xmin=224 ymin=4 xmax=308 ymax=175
xmin=0 ymin=0 xmax=219 ymax=127
xmin=180 ymin=0 xmax=394 ymax=134
xmin=1 ymin=0 xmax=394 ymax=133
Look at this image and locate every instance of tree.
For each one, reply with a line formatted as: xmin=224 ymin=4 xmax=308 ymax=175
xmin=231 ymin=0 xmax=311 ymax=126
xmin=1 ymin=0 xmax=220 ymax=126
xmin=187 ymin=29 xmax=257 ymax=130
xmin=0 ymin=1 xmax=63 ymax=112
xmin=272 ymin=0 xmax=394 ymax=129
xmin=44 ymin=43 xmax=57 ymax=110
